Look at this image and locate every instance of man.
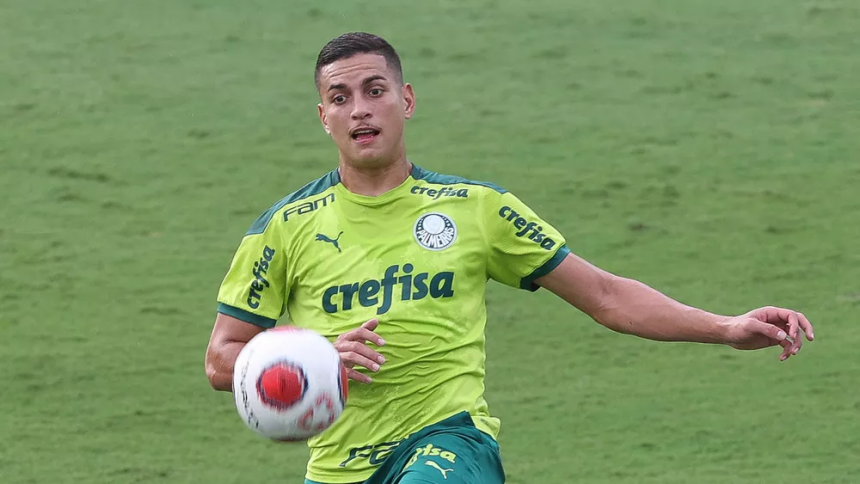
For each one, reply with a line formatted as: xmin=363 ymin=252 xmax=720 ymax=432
xmin=205 ymin=32 xmax=814 ymax=484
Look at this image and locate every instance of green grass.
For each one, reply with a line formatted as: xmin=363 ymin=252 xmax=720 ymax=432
xmin=2 ymin=0 xmax=859 ymax=482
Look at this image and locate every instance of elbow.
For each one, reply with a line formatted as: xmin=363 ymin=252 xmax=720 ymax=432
xmin=591 ymin=274 xmax=631 ymax=334
xmin=205 ymin=348 xmax=232 ymax=392
xmin=205 ymin=363 xmax=220 ymax=391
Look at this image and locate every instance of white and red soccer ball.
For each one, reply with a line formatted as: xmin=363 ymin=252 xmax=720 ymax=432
xmin=232 ymin=327 xmax=348 ymax=441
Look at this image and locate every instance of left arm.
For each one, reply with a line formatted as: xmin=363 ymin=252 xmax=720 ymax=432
xmin=535 ymin=253 xmax=814 ymax=360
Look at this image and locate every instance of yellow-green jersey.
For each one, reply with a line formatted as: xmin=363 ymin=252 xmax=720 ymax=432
xmin=216 ymin=164 xmax=569 ymax=483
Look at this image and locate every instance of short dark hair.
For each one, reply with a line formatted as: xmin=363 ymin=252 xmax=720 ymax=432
xmin=314 ymin=32 xmax=403 ymax=90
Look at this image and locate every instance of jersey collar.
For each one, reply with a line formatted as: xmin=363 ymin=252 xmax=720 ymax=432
xmin=333 ymin=162 xmax=421 ymax=206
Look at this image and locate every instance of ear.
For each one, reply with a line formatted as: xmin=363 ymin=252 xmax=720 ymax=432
xmin=317 ymin=103 xmax=331 ymax=136
xmin=402 ymin=83 xmax=416 ymax=120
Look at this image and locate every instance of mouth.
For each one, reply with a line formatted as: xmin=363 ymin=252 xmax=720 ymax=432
xmin=350 ymin=126 xmax=381 ymax=144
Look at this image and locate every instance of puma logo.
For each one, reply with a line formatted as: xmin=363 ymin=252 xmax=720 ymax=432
xmin=315 ymin=231 xmax=343 ymax=253
xmin=425 ymin=460 xmax=454 ymax=479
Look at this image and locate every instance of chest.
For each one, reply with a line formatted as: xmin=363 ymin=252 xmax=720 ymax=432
xmin=285 ymin=194 xmax=486 ymax=319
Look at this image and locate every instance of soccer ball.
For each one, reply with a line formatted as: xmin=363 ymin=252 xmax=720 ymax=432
xmin=232 ymin=327 xmax=348 ymax=441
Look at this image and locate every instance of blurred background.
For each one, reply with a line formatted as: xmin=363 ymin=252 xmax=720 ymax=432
xmin=1 ymin=1 xmax=858 ymax=483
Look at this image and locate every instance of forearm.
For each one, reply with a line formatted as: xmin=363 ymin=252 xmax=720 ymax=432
xmin=206 ymin=313 xmax=265 ymax=391
xmin=538 ymin=253 xmax=811 ymax=355
xmin=596 ymin=275 xmax=729 ymax=343
xmin=205 ymin=340 xmax=245 ymax=392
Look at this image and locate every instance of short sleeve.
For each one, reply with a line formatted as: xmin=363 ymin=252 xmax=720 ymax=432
xmin=216 ymin=216 xmax=289 ymax=328
xmin=485 ymin=191 xmax=571 ymax=291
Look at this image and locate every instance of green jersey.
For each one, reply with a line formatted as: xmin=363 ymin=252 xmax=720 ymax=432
xmin=216 ymin=164 xmax=569 ymax=483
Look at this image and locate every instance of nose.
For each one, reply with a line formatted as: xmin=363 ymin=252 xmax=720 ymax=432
xmin=350 ymin=97 xmax=372 ymax=120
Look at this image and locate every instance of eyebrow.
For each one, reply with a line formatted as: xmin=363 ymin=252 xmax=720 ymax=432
xmin=327 ymin=75 xmax=388 ymax=92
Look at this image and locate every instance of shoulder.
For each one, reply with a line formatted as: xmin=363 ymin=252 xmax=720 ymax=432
xmin=410 ymin=164 xmax=508 ymax=197
xmin=245 ymin=169 xmax=340 ymax=236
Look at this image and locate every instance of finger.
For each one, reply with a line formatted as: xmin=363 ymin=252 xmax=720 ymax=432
xmin=361 ymin=318 xmax=379 ymax=332
xmin=752 ymin=306 xmax=795 ymax=325
xmin=787 ymin=311 xmax=799 ymax=340
xmin=340 ymin=350 xmax=381 ymax=373
xmin=790 ymin=337 xmax=802 ymax=357
xmin=786 ymin=312 xmax=802 ymax=355
xmin=791 ymin=331 xmax=803 ymax=356
xmin=797 ymin=312 xmax=815 ymax=341
xmin=779 ymin=337 xmax=793 ymax=361
xmin=336 ymin=341 xmax=386 ymax=366
xmin=339 ymin=327 xmax=386 ymax=347
xmin=347 ymin=368 xmax=373 ymax=384
xmin=748 ymin=308 xmax=790 ymax=331
xmin=748 ymin=306 xmax=777 ymax=322
xmin=748 ymin=319 xmax=788 ymax=342
xmin=337 ymin=327 xmax=385 ymax=346
xmin=749 ymin=309 xmax=797 ymax=356
xmin=756 ymin=308 xmax=811 ymax=352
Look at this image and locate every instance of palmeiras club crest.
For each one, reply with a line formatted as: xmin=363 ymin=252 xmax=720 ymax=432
xmin=413 ymin=212 xmax=457 ymax=251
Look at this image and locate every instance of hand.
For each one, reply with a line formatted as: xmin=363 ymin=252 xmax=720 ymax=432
xmin=723 ymin=306 xmax=815 ymax=361
xmin=334 ymin=319 xmax=386 ymax=384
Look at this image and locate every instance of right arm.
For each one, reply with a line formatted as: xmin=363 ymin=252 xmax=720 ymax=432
xmin=208 ymin=209 xmax=287 ymax=391
xmin=205 ymin=313 xmax=265 ymax=391
xmin=208 ymin=201 xmax=385 ymax=391
xmin=204 ymin=313 xmax=387 ymax=390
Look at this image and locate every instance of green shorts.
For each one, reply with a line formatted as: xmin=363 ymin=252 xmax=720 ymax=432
xmin=305 ymin=412 xmax=505 ymax=484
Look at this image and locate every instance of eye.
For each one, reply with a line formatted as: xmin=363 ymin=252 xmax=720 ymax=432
xmin=368 ymin=88 xmax=383 ymax=97
xmin=332 ymin=94 xmax=347 ymax=105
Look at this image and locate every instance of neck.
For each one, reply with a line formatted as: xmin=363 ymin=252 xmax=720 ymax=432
xmin=338 ymin=158 xmax=412 ymax=197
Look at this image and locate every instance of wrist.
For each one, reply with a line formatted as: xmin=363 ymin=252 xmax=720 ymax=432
xmin=710 ymin=315 xmax=734 ymax=345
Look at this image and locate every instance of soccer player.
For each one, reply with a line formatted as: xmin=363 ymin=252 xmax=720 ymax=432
xmin=205 ymin=32 xmax=814 ymax=484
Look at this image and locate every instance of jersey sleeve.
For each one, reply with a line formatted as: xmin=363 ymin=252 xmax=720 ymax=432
xmin=216 ymin=215 xmax=289 ymax=329
xmin=485 ymin=190 xmax=571 ymax=291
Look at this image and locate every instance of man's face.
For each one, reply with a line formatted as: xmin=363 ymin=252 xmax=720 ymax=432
xmin=317 ymin=53 xmax=415 ymax=167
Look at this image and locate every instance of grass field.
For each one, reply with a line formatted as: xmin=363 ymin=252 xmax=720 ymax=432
xmin=2 ymin=1 xmax=859 ymax=482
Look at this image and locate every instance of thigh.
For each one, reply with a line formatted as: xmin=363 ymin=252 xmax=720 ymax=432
xmin=393 ymin=431 xmax=505 ymax=484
